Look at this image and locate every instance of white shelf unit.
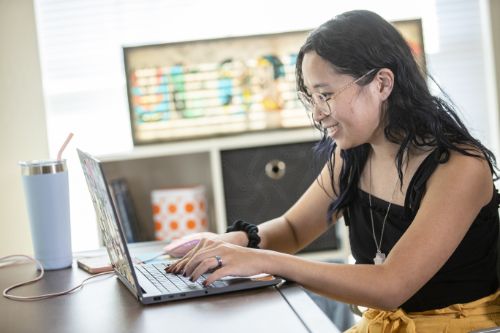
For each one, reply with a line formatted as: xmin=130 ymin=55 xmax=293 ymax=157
xmin=99 ymin=128 xmax=350 ymax=261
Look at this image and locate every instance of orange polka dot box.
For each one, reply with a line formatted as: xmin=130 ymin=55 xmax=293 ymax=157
xmin=151 ymin=185 xmax=208 ymax=242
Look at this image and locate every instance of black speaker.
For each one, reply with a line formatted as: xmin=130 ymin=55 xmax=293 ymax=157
xmin=221 ymin=141 xmax=339 ymax=253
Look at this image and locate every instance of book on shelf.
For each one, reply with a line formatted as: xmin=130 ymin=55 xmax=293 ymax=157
xmin=109 ymin=178 xmax=141 ymax=243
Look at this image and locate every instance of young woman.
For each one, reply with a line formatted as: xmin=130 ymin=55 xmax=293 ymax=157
xmin=167 ymin=10 xmax=500 ymax=332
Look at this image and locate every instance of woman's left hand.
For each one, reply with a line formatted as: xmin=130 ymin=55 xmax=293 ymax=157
xmin=165 ymin=238 xmax=270 ymax=286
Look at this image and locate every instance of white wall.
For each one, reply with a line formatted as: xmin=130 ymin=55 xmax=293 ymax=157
xmin=0 ymin=0 xmax=49 ymax=256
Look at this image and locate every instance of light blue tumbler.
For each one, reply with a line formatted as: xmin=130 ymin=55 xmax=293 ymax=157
xmin=19 ymin=160 xmax=72 ymax=270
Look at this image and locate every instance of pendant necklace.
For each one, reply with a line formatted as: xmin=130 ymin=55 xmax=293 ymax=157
xmin=368 ymin=155 xmax=400 ymax=265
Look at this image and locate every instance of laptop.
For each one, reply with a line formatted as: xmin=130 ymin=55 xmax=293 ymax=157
xmin=77 ymin=149 xmax=284 ymax=304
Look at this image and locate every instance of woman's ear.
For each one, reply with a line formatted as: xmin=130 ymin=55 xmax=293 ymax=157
xmin=375 ymin=68 xmax=394 ymax=101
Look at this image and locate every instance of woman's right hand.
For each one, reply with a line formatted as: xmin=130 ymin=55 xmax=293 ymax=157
xmin=165 ymin=237 xmax=270 ymax=286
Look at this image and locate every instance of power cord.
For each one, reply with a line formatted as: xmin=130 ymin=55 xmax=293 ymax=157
xmin=1 ymin=254 xmax=114 ymax=301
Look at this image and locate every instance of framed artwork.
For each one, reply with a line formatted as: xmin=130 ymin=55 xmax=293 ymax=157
xmin=123 ymin=31 xmax=310 ymax=145
xmin=124 ymin=20 xmax=425 ymax=145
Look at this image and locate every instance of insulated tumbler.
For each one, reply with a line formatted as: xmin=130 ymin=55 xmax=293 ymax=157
xmin=19 ymin=160 xmax=72 ymax=270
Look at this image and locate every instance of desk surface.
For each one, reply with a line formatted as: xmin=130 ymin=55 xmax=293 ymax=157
xmin=0 ymin=243 xmax=339 ymax=333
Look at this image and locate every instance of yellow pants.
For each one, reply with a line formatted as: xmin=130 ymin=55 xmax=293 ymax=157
xmin=345 ymin=290 xmax=500 ymax=333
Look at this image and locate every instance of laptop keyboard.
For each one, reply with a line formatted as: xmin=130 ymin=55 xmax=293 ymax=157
xmin=136 ymin=263 xmax=229 ymax=294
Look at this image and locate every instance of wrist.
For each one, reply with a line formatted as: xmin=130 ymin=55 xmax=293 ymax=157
xmin=226 ymin=220 xmax=261 ymax=248
xmin=260 ymin=249 xmax=288 ymax=277
xmin=223 ymin=231 xmax=249 ymax=247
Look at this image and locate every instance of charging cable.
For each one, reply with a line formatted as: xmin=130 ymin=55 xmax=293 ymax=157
xmin=1 ymin=254 xmax=114 ymax=301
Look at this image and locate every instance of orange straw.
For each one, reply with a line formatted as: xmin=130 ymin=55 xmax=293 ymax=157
xmin=57 ymin=133 xmax=74 ymax=161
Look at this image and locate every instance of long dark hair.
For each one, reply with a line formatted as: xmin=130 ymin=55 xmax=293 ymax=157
xmin=296 ymin=10 xmax=497 ymax=221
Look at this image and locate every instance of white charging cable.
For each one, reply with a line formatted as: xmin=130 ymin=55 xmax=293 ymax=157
xmin=1 ymin=254 xmax=114 ymax=301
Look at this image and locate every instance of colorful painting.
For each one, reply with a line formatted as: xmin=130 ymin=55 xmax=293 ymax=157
xmin=124 ymin=31 xmax=309 ymax=144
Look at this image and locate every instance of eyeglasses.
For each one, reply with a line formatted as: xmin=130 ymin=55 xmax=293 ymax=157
xmin=297 ymin=69 xmax=376 ymax=116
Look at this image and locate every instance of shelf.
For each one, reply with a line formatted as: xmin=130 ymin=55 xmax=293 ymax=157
xmin=99 ymin=128 xmax=321 ymax=162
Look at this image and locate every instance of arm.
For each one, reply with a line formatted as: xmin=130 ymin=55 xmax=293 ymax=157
xmin=183 ymin=151 xmax=492 ymax=310
xmin=260 ymin=151 xmax=493 ymax=309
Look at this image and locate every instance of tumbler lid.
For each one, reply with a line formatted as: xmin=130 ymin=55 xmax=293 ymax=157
xmin=19 ymin=160 xmax=67 ymax=176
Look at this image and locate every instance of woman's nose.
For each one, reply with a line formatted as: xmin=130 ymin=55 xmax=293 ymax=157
xmin=312 ymin=105 xmax=328 ymax=123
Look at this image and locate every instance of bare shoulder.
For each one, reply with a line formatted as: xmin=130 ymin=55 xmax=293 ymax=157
xmin=429 ymin=149 xmax=493 ymax=207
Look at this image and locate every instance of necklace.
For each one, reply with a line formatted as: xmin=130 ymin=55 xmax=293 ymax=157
xmin=368 ymin=156 xmax=400 ymax=265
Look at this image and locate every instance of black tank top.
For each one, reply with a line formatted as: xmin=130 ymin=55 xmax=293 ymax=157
xmin=344 ymin=149 xmax=499 ymax=312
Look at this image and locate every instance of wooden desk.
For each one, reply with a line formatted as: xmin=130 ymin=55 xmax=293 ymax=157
xmin=0 ymin=243 xmax=339 ymax=333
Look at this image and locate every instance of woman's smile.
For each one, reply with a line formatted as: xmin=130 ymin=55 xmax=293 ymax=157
xmin=324 ymin=122 xmax=340 ymax=138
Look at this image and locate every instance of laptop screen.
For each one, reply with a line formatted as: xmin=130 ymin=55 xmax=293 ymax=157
xmin=78 ymin=149 xmax=140 ymax=295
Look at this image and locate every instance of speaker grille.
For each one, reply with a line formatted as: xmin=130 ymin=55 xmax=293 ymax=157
xmin=221 ymin=141 xmax=339 ymax=253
